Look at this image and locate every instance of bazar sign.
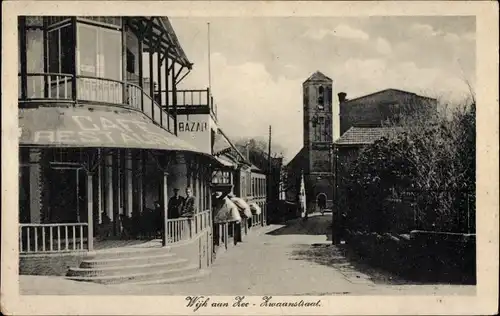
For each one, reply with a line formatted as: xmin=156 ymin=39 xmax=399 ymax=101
xmin=31 ymin=115 xmax=171 ymax=145
xmin=178 ymin=121 xmax=208 ymax=132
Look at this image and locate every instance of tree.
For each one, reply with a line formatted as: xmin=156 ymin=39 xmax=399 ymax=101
xmin=342 ymin=97 xmax=476 ymax=233
xmin=234 ymin=137 xmax=286 ymax=160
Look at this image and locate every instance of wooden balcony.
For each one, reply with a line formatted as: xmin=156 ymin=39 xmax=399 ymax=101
xmin=19 ymin=72 xmax=176 ymax=135
xmin=156 ymin=88 xmax=218 ymax=121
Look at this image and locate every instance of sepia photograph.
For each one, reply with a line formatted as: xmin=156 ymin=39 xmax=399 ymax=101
xmin=1 ymin=1 xmax=498 ymax=315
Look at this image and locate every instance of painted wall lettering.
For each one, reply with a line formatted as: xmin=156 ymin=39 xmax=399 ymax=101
xmin=178 ymin=121 xmax=208 ymax=132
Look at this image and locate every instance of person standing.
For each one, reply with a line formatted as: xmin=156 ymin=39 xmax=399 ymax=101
xmin=168 ymin=188 xmax=184 ymax=220
xmin=167 ymin=188 xmax=184 ymax=241
xmin=180 ymin=187 xmax=197 ymax=238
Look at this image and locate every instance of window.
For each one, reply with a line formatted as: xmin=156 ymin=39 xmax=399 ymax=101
xmin=126 ymin=29 xmax=140 ymax=81
xmin=48 ymin=24 xmax=74 ymax=74
xmin=26 ymin=29 xmax=44 ymax=73
xmin=126 ymin=49 xmax=135 ymax=74
xmin=318 ymin=86 xmax=324 ymax=109
xmin=77 ymin=23 xmax=122 ymax=103
xmin=77 ymin=24 xmax=121 ymax=80
xmin=78 ymin=25 xmax=97 ymax=76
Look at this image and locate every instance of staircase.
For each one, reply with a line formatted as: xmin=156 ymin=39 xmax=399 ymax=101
xmin=66 ymin=247 xmax=209 ymax=285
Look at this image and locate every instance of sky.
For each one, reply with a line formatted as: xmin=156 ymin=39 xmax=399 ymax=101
xmin=169 ymin=16 xmax=476 ymax=161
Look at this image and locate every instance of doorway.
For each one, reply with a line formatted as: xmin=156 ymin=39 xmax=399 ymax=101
xmin=316 ymin=193 xmax=327 ymax=213
xmin=45 ymin=166 xmax=86 ymax=223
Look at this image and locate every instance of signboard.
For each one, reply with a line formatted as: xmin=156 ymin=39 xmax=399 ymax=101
xmin=18 ymin=108 xmax=199 ymax=152
xmin=176 ymin=114 xmax=216 ymax=154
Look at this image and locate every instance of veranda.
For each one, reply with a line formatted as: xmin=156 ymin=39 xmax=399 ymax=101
xmin=19 ymin=146 xmax=213 ymax=254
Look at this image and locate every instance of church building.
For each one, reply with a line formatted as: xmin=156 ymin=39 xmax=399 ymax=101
xmin=285 ymin=71 xmax=336 ymax=212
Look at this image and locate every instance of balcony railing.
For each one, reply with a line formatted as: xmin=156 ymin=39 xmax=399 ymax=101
xmin=156 ymin=88 xmax=218 ymax=120
xmin=19 ymin=210 xmax=213 ymax=254
xmin=19 ymin=223 xmax=89 ymax=254
xmin=19 ymin=73 xmax=175 ymax=134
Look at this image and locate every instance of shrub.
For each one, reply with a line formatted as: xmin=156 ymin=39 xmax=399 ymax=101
xmin=342 ymin=100 xmax=475 ymax=234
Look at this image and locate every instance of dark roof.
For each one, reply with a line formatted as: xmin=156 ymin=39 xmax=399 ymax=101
xmin=303 ymin=71 xmax=332 ymax=84
xmin=285 ymin=147 xmax=306 ymax=167
xmin=334 ymin=127 xmax=399 ymax=146
xmin=341 ymin=89 xmax=436 ymax=104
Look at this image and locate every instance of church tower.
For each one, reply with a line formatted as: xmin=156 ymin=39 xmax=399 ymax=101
xmin=302 ymin=71 xmax=334 ymax=211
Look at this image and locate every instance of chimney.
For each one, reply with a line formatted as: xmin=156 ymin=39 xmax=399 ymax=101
xmin=338 ymin=92 xmax=347 ymax=103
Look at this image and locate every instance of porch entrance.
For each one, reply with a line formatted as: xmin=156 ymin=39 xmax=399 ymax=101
xmin=45 ymin=166 xmax=86 ymax=223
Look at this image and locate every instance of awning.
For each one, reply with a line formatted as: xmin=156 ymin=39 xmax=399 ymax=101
xmin=215 ymin=156 xmax=237 ymax=168
xmin=19 ymin=107 xmax=203 ymax=154
xmin=249 ymin=202 xmax=262 ymax=215
xmin=230 ymin=197 xmax=253 ymax=218
xmin=213 ymin=197 xmax=242 ymax=224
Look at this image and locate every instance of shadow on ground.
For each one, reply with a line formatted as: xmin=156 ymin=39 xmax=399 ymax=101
xmin=266 ymin=213 xmax=474 ymax=285
xmin=266 ymin=214 xmax=333 ymax=236
xmin=290 ymin=242 xmax=476 ymax=285
xmin=289 ymin=243 xmax=421 ymax=285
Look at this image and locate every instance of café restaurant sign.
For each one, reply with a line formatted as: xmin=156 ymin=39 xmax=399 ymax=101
xmin=18 ymin=108 xmax=199 ymax=152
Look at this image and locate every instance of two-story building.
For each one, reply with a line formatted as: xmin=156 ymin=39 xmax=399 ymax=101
xmin=18 ymin=15 xmax=222 ymax=284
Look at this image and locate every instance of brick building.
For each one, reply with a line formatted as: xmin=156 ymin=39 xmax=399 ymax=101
xmin=333 ymin=89 xmax=437 ymax=210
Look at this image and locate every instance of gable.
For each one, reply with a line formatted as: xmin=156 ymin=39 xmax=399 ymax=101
xmin=286 ymin=147 xmax=306 ymax=168
xmin=303 ymin=71 xmax=333 ymax=84
xmin=341 ymin=89 xmax=435 ymax=106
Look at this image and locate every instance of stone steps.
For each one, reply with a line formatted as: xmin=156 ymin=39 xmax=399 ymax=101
xmin=66 ymin=246 xmax=206 ymax=285
xmin=67 ymin=258 xmax=189 ymax=277
xmin=80 ymin=253 xmax=177 ymax=268
xmin=125 ymin=269 xmax=211 ymax=286
xmin=67 ymin=264 xmax=199 ymax=284
xmin=87 ymin=246 xmax=168 ymax=259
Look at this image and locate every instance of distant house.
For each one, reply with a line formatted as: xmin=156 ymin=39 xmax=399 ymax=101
xmin=333 ymin=89 xmax=437 ymax=207
xmin=339 ymin=88 xmax=437 ymax=136
xmin=333 ymin=127 xmax=399 ymax=202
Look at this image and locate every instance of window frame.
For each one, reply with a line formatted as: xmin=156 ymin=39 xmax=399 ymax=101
xmin=76 ymin=23 xmax=122 ymax=81
xmin=47 ymin=23 xmax=74 ymax=75
xmin=317 ymin=85 xmax=325 ymax=109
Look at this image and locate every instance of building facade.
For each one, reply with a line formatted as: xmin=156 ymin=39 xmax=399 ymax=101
xmin=18 ymin=16 xmax=222 ymax=281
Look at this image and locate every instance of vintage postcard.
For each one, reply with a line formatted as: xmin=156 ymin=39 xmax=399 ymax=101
xmin=1 ymin=1 xmax=498 ymax=315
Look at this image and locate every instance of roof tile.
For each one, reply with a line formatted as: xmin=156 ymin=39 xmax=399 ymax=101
xmin=334 ymin=127 xmax=399 ymax=146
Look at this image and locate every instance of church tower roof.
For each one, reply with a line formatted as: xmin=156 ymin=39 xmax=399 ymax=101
xmin=303 ymin=71 xmax=333 ymax=84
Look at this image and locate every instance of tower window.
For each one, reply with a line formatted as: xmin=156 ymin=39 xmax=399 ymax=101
xmin=318 ymin=86 xmax=324 ymax=109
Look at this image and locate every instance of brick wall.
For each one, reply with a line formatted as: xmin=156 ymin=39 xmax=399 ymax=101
xmin=339 ymin=90 xmax=437 ymax=136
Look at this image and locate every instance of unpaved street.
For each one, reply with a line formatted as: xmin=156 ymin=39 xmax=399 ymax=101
xmin=20 ymin=214 xmax=475 ymax=296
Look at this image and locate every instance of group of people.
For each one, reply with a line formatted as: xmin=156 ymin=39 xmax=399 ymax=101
xmin=154 ymin=186 xmax=198 ymax=220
